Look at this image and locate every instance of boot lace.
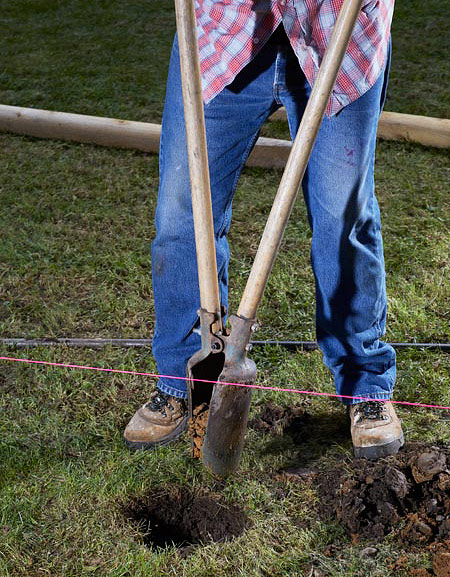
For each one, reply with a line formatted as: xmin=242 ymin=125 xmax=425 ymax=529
xmin=355 ymin=400 xmax=387 ymax=421
xmin=146 ymin=391 xmax=172 ymax=414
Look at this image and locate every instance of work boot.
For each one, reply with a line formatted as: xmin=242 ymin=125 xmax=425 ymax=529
xmin=349 ymin=400 xmax=404 ymax=459
xmin=124 ymin=389 xmax=188 ymax=450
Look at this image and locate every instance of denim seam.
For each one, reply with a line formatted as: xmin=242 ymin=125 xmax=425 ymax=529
xmin=343 ymin=392 xmax=393 ymax=406
xmin=158 ymin=380 xmax=188 ymax=399
xmin=370 ymin=190 xmax=387 ymax=322
xmin=158 ymin=109 xmax=167 ymax=184
xmin=273 ymin=49 xmax=283 ymax=104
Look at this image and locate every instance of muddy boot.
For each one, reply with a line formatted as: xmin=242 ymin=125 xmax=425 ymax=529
xmin=124 ymin=390 xmax=188 ymax=450
xmin=349 ymin=401 xmax=404 ymax=460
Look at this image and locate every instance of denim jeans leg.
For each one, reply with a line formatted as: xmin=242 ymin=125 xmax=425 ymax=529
xmin=152 ymin=37 xmax=280 ymax=398
xmin=296 ymin=72 xmax=395 ymax=403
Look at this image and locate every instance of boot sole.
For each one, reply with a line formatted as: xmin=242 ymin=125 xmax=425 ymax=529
xmin=353 ymin=433 xmax=405 ymax=460
xmin=123 ymin=416 xmax=189 ymax=451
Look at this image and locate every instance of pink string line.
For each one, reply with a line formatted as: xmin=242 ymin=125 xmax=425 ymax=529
xmin=1 ymin=355 xmax=449 ymax=411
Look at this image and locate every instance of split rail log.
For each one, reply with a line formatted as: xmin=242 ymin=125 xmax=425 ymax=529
xmin=0 ymin=104 xmax=290 ymax=169
xmin=269 ymin=107 xmax=450 ymax=149
xmin=0 ymin=105 xmax=448 ymax=172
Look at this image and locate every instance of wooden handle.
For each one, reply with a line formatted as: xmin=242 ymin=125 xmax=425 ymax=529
xmin=174 ymin=0 xmax=221 ymax=321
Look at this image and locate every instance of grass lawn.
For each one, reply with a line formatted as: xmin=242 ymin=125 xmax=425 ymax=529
xmin=0 ymin=1 xmax=449 ymax=576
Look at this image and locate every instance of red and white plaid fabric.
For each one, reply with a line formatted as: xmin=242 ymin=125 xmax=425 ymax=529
xmin=196 ymin=0 xmax=394 ymax=115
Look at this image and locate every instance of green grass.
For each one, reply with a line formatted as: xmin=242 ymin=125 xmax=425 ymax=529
xmin=0 ymin=1 xmax=449 ymax=576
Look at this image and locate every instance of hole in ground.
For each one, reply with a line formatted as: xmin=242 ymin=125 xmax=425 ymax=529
xmin=124 ymin=484 xmax=249 ymax=553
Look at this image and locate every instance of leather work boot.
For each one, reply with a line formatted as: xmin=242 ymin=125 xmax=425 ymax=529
xmin=123 ymin=390 xmax=188 ymax=450
xmin=349 ymin=400 xmax=404 ymax=459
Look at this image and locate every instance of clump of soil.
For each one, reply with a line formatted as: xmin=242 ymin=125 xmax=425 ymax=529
xmin=125 ymin=484 xmax=248 ymax=554
xmin=390 ymin=542 xmax=450 ymax=577
xmin=249 ymin=402 xmax=308 ymax=436
xmin=317 ymin=443 xmax=449 ymax=574
xmin=188 ymin=403 xmax=209 ymax=458
xmin=431 ymin=540 xmax=450 ymax=577
xmin=389 ymin=556 xmax=433 ymax=577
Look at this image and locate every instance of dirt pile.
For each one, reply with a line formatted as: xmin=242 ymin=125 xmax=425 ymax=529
xmin=249 ymin=402 xmax=308 ymax=436
xmin=125 ymin=484 xmax=248 ymax=554
xmin=431 ymin=540 xmax=450 ymax=577
xmin=317 ymin=443 xmax=449 ymax=574
xmin=188 ymin=403 xmax=209 ymax=458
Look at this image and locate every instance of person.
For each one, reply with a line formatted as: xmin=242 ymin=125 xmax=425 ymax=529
xmin=124 ymin=0 xmax=404 ymax=460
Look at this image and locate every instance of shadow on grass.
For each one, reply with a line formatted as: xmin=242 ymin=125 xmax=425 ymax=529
xmin=251 ymin=404 xmax=351 ymax=464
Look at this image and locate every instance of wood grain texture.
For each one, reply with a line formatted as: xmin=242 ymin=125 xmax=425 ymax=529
xmin=270 ymin=108 xmax=450 ymax=148
xmin=1 ymin=105 xmax=447 ymax=176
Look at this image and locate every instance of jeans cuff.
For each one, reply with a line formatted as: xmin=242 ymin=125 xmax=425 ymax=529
xmin=158 ymin=378 xmax=188 ymax=399
xmin=340 ymin=392 xmax=393 ymax=406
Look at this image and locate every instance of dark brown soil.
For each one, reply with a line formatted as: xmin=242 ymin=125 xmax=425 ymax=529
xmin=249 ymin=401 xmax=308 ymax=436
xmin=124 ymin=484 xmax=248 ymax=554
xmin=188 ymin=403 xmax=209 ymax=459
xmin=316 ymin=443 xmax=449 ymax=574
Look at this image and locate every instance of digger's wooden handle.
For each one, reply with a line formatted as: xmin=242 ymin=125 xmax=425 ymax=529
xmin=174 ymin=0 xmax=221 ymax=321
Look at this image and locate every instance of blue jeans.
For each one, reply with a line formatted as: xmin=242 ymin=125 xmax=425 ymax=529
xmin=152 ymin=34 xmax=396 ymax=404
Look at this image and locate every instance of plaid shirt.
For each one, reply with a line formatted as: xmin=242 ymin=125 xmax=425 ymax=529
xmin=196 ymin=0 xmax=394 ymax=115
